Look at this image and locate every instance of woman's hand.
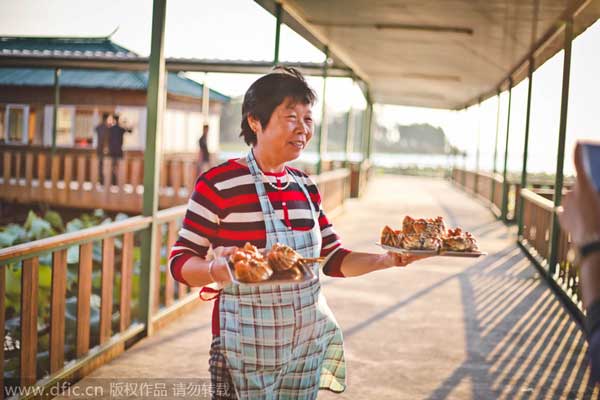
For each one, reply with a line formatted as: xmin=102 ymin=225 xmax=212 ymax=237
xmin=210 ymin=246 xmax=239 ymax=283
xmin=381 ymin=251 xmax=432 ymax=268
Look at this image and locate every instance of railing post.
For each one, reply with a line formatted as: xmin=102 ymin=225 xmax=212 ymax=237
xmin=491 ymin=90 xmax=501 ymax=205
xmin=518 ymin=58 xmax=534 ymax=237
xmin=316 ymin=46 xmax=329 ymax=175
xmin=273 ymin=2 xmax=282 ymax=65
xmin=548 ymin=19 xmax=573 ymax=275
xmin=139 ymin=0 xmax=167 ymax=337
xmin=501 ymin=79 xmax=513 ymax=221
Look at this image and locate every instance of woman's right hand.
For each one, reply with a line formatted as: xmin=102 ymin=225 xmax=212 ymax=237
xmin=210 ymin=246 xmax=239 ymax=283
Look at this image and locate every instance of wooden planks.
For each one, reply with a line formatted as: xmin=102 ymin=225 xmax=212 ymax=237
xmin=76 ymin=243 xmax=93 ymax=357
xmin=50 ymin=249 xmax=67 ymax=373
xmin=100 ymin=238 xmax=115 ymax=344
xmin=120 ymin=232 xmax=134 ymax=332
xmin=20 ymin=257 xmax=39 ymax=386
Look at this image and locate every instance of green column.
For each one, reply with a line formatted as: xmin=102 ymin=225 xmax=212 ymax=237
xmin=491 ymin=91 xmax=501 ymax=203
xmin=548 ymin=19 xmax=573 ymax=275
xmin=344 ymin=106 xmax=354 ymax=164
xmin=51 ymin=68 xmax=61 ymax=155
xmin=139 ymin=0 xmax=167 ymax=336
xmin=366 ymin=101 xmax=374 ymax=161
xmin=474 ymin=100 xmax=481 ymax=195
xmin=273 ymin=2 xmax=282 ymax=65
xmin=316 ymin=46 xmax=329 ymax=175
xmin=501 ymin=79 xmax=513 ymax=221
xmin=518 ymin=59 xmax=534 ymax=237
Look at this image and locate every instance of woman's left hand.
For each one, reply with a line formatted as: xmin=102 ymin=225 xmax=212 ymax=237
xmin=382 ymin=251 xmax=432 ymax=268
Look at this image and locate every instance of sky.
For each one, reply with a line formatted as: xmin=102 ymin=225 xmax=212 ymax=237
xmin=1 ymin=0 xmax=599 ymax=175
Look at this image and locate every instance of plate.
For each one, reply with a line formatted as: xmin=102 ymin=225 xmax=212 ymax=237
xmin=226 ymin=260 xmax=318 ymax=286
xmin=377 ymin=243 xmax=486 ymax=258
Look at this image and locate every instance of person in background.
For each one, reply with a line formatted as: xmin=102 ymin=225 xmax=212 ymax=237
xmin=94 ymin=112 xmax=112 ymax=184
xmin=198 ymin=124 xmax=210 ymax=173
xmin=558 ymin=142 xmax=600 ymax=382
xmin=108 ymin=114 xmax=132 ymax=185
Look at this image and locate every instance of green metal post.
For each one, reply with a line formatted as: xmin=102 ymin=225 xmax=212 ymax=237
xmin=316 ymin=46 xmax=329 ymax=175
xmin=501 ymin=79 xmax=513 ymax=221
xmin=491 ymin=90 xmax=501 ymax=204
xmin=518 ymin=59 xmax=534 ymax=237
xmin=474 ymin=100 xmax=481 ymax=195
xmin=366 ymin=102 xmax=374 ymax=161
xmin=51 ymin=68 xmax=61 ymax=155
xmin=273 ymin=2 xmax=282 ymax=65
xmin=548 ymin=19 xmax=573 ymax=275
xmin=139 ymin=0 xmax=167 ymax=336
xmin=344 ymin=106 xmax=354 ymax=164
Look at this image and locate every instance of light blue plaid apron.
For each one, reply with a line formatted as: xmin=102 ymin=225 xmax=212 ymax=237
xmin=218 ymin=150 xmax=346 ymax=399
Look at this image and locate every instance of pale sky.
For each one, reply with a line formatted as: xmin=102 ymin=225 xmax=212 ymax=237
xmin=1 ymin=0 xmax=599 ymax=175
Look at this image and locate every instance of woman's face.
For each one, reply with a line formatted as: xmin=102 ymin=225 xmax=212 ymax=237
xmin=252 ymin=97 xmax=314 ymax=162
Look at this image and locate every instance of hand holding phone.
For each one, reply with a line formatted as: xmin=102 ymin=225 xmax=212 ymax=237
xmin=581 ymin=142 xmax=600 ymax=193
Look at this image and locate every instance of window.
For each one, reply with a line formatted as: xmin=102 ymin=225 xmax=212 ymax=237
xmin=74 ymin=109 xmax=94 ymax=147
xmin=4 ymin=105 xmax=29 ymax=144
xmin=43 ymin=105 xmax=75 ymax=146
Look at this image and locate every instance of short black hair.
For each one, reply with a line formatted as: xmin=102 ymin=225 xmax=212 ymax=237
xmin=101 ymin=112 xmax=110 ymax=121
xmin=240 ymin=66 xmax=316 ymax=146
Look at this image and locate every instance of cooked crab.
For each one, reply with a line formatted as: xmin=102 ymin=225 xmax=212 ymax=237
xmin=442 ymin=228 xmax=478 ymax=252
xmin=230 ymin=242 xmax=273 ymax=283
xmin=381 ymin=225 xmax=403 ymax=248
xmin=267 ymin=243 xmax=302 ymax=271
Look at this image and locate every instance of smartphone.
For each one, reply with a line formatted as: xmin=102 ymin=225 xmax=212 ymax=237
xmin=581 ymin=142 xmax=600 ymax=192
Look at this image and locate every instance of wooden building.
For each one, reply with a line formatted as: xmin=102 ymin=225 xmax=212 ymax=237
xmin=0 ymin=36 xmax=230 ymax=153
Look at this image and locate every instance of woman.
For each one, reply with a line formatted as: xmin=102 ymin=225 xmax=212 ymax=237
xmin=168 ymin=67 xmax=426 ymax=400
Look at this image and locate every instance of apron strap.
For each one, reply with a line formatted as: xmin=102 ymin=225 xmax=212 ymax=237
xmin=199 ymin=286 xmax=221 ymax=301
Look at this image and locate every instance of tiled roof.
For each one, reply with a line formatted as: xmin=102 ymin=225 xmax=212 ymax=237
xmin=0 ymin=36 xmax=230 ymax=102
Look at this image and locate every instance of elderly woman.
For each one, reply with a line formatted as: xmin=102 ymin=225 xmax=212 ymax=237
xmin=168 ymin=67 xmax=425 ymax=400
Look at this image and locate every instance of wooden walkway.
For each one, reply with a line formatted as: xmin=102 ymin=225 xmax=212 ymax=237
xmin=55 ymin=175 xmax=598 ymax=400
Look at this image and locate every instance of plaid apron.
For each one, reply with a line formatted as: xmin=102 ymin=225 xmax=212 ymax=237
xmin=213 ymin=150 xmax=346 ymax=400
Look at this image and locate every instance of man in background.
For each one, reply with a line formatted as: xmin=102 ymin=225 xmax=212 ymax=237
xmin=94 ymin=113 xmax=112 ymax=184
xmin=108 ymin=114 xmax=132 ymax=185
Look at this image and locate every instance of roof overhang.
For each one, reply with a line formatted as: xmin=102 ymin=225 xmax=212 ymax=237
xmin=255 ymin=0 xmax=600 ymax=109
xmin=0 ymin=55 xmax=353 ymax=78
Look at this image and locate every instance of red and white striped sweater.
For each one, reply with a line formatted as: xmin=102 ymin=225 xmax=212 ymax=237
xmin=168 ymin=159 xmax=349 ymax=334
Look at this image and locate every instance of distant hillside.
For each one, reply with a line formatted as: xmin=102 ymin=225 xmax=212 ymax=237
xmin=374 ymin=123 xmax=456 ymax=154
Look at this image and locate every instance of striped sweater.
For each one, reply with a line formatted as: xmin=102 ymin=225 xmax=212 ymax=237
xmin=168 ymin=159 xmax=349 ymax=333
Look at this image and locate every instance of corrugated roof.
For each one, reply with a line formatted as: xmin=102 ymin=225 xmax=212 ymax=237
xmin=0 ymin=36 xmax=136 ymax=57
xmin=0 ymin=36 xmax=230 ymax=102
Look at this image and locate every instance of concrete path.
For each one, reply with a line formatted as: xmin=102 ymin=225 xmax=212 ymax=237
xmin=56 ymin=175 xmax=598 ymax=399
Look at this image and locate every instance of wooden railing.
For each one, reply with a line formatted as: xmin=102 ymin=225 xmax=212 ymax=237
xmin=451 ymin=168 xmax=583 ymax=317
xmin=312 ymin=168 xmax=351 ymax=215
xmin=519 ymin=188 xmax=581 ymax=308
xmin=451 ymin=168 xmax=520 ymax=221
xmin=0 ymin=146 xmax=198 ymax=213
xmin=0 ymin=205 xmax=193 ymax=397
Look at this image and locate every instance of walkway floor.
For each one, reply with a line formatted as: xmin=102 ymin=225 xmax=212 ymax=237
xmin=56 ymin=175 xmax=598 ymax=399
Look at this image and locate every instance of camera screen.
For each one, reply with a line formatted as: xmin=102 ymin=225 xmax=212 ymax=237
xmin=582 ymin=143 xmax=600 ymax=192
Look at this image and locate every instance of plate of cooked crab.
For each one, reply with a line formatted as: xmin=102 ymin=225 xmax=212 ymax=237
xmin=227 ymin=242 xmax=323 ymax=285
xmin=378 ymin=216 xmax=486 ymax=258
